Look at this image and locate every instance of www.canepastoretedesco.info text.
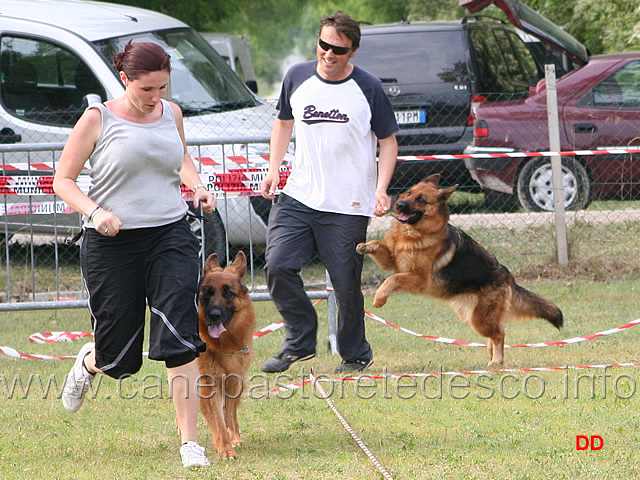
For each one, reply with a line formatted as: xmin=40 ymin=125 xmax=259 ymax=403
xmin=1 ymin=367 xmax=636 ymax=401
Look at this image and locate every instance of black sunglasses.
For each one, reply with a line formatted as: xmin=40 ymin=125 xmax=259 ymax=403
xmin=318 ymin=38 xmax=351 ymax=55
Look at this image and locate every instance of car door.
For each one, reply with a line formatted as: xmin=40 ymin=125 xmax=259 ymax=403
xmin=0 ymin=18 xmax=118 ymax=235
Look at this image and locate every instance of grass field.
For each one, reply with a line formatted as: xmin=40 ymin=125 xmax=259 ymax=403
xmin=1 ymin=277 xmax=639 ymax=479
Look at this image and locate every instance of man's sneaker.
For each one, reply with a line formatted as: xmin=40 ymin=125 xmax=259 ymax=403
xmin=180 ymin=441 xmax=211 ymax=468
xmin=335 ymin=357 xmax=374 ymax=374
xmin=62 ymin=342 xmax=96 ymax=412
xmin=260 ymin=352 xmax=315 ymax=373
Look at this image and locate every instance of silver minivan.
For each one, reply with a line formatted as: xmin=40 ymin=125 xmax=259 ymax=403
xmin=0 ymin=0 xmax=277 ymax=258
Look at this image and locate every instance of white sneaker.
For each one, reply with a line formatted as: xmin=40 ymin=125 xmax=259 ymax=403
xmin=180 ymin=441 xmax=211 ymax=468
xmin=62 ymin=342 xmax=96 ymax=413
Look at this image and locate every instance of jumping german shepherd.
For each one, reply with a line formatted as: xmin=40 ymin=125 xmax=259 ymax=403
xmin=356 ymin=174 xmax=563 ymax=365
xmin=197 ymin=251 xmax=255 ymax=459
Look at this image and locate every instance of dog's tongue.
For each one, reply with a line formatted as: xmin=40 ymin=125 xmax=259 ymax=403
xmin=208 ymin=324 xmax=227 ymax=338
xmin=397 ymin=213 xmax=410 ymax=222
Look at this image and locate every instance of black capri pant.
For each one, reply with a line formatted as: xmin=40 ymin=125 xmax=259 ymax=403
xmin=80 ymin=217 xmax=206 ymax=379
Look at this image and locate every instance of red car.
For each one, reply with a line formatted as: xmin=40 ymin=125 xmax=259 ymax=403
xmin=465 ymin=51 xmax=640 ymax=212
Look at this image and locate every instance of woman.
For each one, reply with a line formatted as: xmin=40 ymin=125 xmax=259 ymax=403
xmin=53 ymin=41 xmax=216 ymax=468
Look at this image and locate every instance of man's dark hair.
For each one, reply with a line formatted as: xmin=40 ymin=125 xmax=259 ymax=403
xmin=318 ymin=11 xmax=361 ymax=50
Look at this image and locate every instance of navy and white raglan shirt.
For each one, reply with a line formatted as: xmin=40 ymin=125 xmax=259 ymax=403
xmin=277 ymin=60 xmax=398 ymax=216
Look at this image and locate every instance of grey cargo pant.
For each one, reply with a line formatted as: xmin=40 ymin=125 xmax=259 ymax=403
xmin=264 ymin=193 xmax=373 ymax=363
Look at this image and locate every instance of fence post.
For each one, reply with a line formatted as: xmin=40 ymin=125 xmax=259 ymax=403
xmin=545 ymin=64 xmax=569 ymax=266
xmin=325 ymin=270 xmax=339 ymax=354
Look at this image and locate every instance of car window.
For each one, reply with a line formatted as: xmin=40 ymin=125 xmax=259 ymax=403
xmin=503 ymin=30 xmax=540 ymax=85
xmin=0 ymin=35 xmax=107 ymax=127
xmin=95 ymin=28 xmax=258 ymax=116
xmin=579 ymin=61 xmax=640 ymax=109
xmin=235 ymin=57 xmax=246 ymax=82
xmin=355 ymin=30 xmax=469 ymax=85
xmin=603 ymin=61 xmax=640 ymax=108
xmin=470 ymin=26 xmax=540 ymax=95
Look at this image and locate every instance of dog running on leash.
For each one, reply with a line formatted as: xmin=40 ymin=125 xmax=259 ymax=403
xmin=196 ymin=251 xmax=256 ymax=459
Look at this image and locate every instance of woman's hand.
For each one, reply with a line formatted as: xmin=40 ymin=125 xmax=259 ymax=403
xmin=93 ymin=209 xmax=123 ymax=236
xmin=193 ymin=188 xmax=217 ymax=214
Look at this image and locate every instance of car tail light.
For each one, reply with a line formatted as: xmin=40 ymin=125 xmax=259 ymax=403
xmin=473 ymin=119 xmax=488 ymax=138
xmin=468 ymin=94 xmax=487 ymax=126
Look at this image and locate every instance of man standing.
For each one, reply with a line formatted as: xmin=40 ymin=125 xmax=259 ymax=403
xmin=260 ymin=11 xmax=398 ymax=374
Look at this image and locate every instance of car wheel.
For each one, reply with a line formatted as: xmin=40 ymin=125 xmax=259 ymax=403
xmin=187 ymin=203 xmax=227 ymax=266
xmin=484 ymin=189 xmax=518 ymax=212
xmin=516 ymin=157 xmax=591 ymax=212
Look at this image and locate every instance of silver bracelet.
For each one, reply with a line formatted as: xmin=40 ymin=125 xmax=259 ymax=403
xmin=192 ymin=183 xmax=206 ymax=192
xmin=89 ymin=206 xmax=102 ymax=222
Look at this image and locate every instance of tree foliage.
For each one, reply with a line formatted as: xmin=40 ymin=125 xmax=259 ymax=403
xmin=525 ymin=0 xmax=640 ymax=54
xmin=109 ymin=0 xmax=640 ymax=96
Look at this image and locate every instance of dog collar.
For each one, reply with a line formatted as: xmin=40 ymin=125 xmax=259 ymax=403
xmin=222 ymin=344 xmax=250 ymax=356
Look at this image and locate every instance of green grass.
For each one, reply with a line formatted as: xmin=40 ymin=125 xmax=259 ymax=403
xmin=2 ymin=278 xmax=640 ymax=479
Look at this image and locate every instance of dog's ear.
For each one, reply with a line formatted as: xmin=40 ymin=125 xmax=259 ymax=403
xmin=438 ymin=184 xmax=458 ymax=202
xmin=228 ymin=250 xmax=247 ymax=278
xmin=204 ymin=253 xmax=221 ymax=273
xmin=423 ymin=174 xmax=441 ymax=187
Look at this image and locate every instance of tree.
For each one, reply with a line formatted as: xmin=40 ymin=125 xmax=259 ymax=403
xmin=527 ymin=0 xmax=640 ymax=54
xmin=113 ymin=0 xmax=307 ymax=95
xmin=115 ymin=0 xmax=234 ymax=29
xmin=108 ymin=0 xmax=640 ymax=96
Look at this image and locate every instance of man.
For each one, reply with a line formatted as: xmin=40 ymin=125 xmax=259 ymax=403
xmin=259 ymin=11 xmax=398 ymax=374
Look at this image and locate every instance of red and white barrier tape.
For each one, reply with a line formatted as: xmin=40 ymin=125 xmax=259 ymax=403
xmin=0 ymin=167 xmax=289 ymax=198
xmin=5 ymin=309 xmax=290 ymax=360
xmin=0 ymin=155 xmax=267 ymax=173
xmin=274 ymin=361 xmax=640 ymax=393
xmin=0 ymin=166 xmax=291 ymax=215
xmin=253 ymin=320 xmax=284 ymax=339
xmin=252 ymin=298 xmax=323 ymax=338
xmin=0 ymin=346 xmax=75 ymax=361
xmin=4 ymin=147 xmax=640 ymax=208
xmin=29 ymin=331 xmax=93 ymax=344
xmin=365 ymin=311 xmax=640 ymax=348
xmin=3 ymin=147 xmax=640 ymax=174
xmin=311 ymin=373 xmax=394 ymax=480
xmin=398 ymin=147 xmax=640 ymax=161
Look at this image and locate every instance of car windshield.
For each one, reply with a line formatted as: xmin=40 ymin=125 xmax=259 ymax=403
xmin=94 ymin=28 xmax=259 ymax=116
xmin=355 ymin=30 xmax=469 ymax=85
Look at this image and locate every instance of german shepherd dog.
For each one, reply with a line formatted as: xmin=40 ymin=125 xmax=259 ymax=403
xmin=197 ymin=251 xmax=255 ymax=459
xmin=356 ymin=174 xmax=563 ymax=365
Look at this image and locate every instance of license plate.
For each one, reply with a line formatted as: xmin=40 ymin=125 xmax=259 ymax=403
xmin=395 ymin=109 xmax=426 ymax=125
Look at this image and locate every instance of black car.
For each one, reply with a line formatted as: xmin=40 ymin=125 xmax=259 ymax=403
xmin=352 ymin=13 xmax=581 ymax=193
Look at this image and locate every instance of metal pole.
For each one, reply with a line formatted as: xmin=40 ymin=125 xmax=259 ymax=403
xmin=545 ymin=64 xmax=569 ymax=266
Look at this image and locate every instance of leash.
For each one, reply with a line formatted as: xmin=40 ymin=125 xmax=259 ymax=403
xmin=311 ymin=372 xmax=394 ymax=480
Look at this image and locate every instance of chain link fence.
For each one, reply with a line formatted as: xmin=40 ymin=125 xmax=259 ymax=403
xmin=2 ymin=86 xmax=640 ymax=309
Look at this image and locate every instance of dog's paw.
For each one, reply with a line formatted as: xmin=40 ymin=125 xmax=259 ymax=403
xmin=220 ymin=447 xmax=237 ymax=460
xmin=231 ymin=437 xmax=243 ymax=448
xmin=372 ymin=291 xmax=388 ymax=308
xmin=356 ymin=242 xmax=375 ymax=255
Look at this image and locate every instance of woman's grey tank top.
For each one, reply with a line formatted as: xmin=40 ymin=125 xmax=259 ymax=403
xmin=84 ymin=99 xmax=187 ymax=229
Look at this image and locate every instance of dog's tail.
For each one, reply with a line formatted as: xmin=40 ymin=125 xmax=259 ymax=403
xmin=512 ymin=285 xmax=563 ymax=329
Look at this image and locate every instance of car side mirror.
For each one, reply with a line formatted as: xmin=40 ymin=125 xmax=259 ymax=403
xmin=82 ymin=93 xmax=102 ymax=108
